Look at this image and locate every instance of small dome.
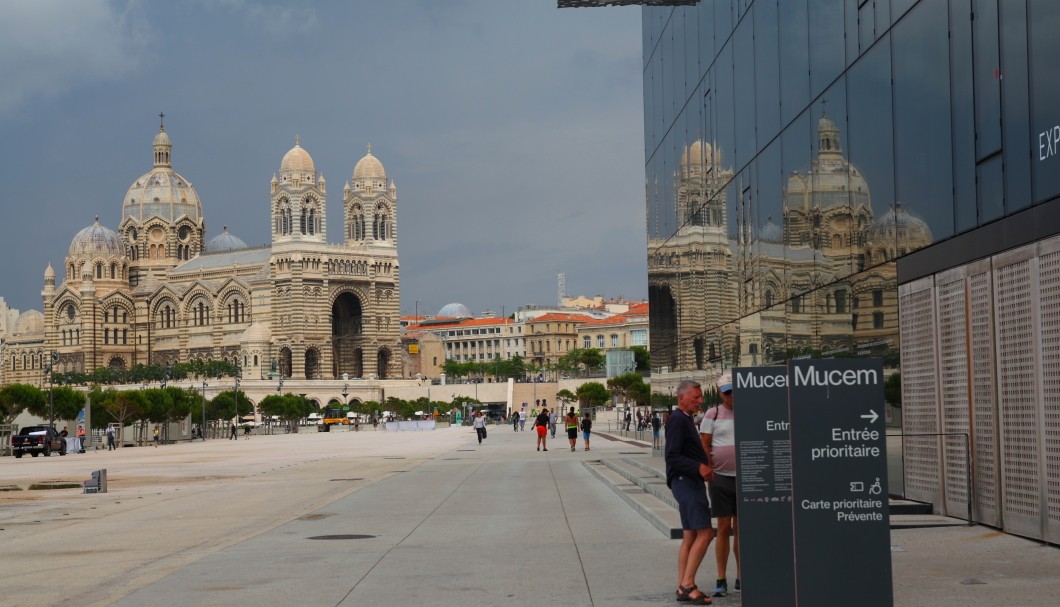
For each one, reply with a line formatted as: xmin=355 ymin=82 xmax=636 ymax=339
xmin=280 ymin=137 xmax=316 ymax=175
xmin=759 ymin=216 xmax=783 ymax=243
xmin=69 ymin=218 xmax=125 ymax=258
xmin=240 ymin=323 xmax=272 ymax=343
xmin=682 ymin=140 xmax=713 ymax=167
xmin=353 ymin=145 xmax=386 ymax=180
xmin=206 ymin=226 xmax=248 ymax=253
xmin=153 ymin=129 xmax=171 ymax=147
xmin=868 ymin=203 xmax=933 ymax=249
xmin=14 ymin=310 xmax=44 ymax=336
xmin=437 ymin=303 xmax=472 ymax=318
xmin=44 ymin=263 xmax=56 ymax=279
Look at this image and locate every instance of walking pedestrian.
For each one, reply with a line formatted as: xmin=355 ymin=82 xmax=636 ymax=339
xmin=548 ymin=404 xmax=556 ymax=439
xmin=512 ymin=410 xmax=520 ymax=431
xmin=666 ymin=379 xmax=715 ymax=605
xmin=230 ymin=422 xmax=237 ymax=440
xmin=77 ymin=424 xmax=86 ymax=452
xmin=651 ymin=412 xmax=662 ymax=450
xmin=518 ymin=408 xmax=527 ymax=432
xmin=565 ymin=407 xmax=579 ymax=452
xmin=701 ymin=371 xmax=740 ymax=597
xmin=152 ymin=425 xmax=160 ymax=447
xmin=106 ymin=425 xmax=116 ymax=451
xmin=580 ymin=412 xmax=592 ymax=451
xmin=473 ymin=410 xmax=487 ymax=444
xmin=533 ymin=408 xmax=550 ymax=451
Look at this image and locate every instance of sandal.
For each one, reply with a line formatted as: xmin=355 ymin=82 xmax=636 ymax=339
xmin=676 ymin=584 xmax=696 ymax=602
xmin=686 ymin=590 xmax=712 ymax=605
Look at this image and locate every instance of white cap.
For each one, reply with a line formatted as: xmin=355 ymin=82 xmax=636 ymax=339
xmin=717 ymin=371 xmax=733 ymax=393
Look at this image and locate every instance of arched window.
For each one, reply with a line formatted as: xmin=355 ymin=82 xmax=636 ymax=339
xmin=110 ymin=263 xmax=117 ymax=279
xmin=96 ymin=264 xmax=103 ymax=279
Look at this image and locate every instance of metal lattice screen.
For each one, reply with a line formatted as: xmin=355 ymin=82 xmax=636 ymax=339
xmin=899 ymin=278 xmax=941 ymax=508
xmin=968 ymin=269 xmax=1000 ymax=527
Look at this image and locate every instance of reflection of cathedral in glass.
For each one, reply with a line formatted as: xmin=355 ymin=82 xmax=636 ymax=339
xmin=649 ymin=113 xmax=933 ymax=372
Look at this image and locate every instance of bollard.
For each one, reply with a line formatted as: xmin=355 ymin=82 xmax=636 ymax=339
xmin=84 ymin=469 xmax=107 ymax=494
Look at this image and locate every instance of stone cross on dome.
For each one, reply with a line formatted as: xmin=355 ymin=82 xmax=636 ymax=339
xmin=295 ymin=134 xmax=301 ymax=146
xmin=366 ymin=143 xmax=372 ymax=154
xmin=159 ymin=112 xmax=165 ymax=131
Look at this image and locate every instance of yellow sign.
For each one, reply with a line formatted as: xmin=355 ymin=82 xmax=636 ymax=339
xmin=408 ymin=344 xmax=420 ymax=354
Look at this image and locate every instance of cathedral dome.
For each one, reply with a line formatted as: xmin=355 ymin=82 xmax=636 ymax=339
xmin=280 ymin=139 xmax=316 ymax=175
xmin=240 ymin=323 xmax=272 ymax=343
xmin=353 ymin=146 xmax=386 ymax=180
xmin=682 ymin=140 xmax=714 ymax=167
xmin=868 ymin=203 xmax=933 ymax=249
xmin=759 ymin=216 xmax=783 ymax=243
xmin=13 ymin=310 xmax=44 ymax=336
xmin=206 ymin=226 xmax=248 ymax=253
xmin=438 ymin=303 xmax=472 ymax=318
xmin=69 ymin=218 xmax=125 ymax=258
xmin=122 ymin=128 xmax=203 ymax=225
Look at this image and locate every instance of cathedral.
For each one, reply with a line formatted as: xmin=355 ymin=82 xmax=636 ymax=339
xmin=649 ymin=112 xmax=933 ymax=373
xmin=4 ymin=123 xmax=401 ymax=384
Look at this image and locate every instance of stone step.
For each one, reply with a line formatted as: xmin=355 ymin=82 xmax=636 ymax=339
xmin=582 ymin=459 xmax=682 ymax=539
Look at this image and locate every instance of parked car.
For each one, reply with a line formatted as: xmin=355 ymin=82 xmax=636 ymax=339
xmin=11 ymin=425 xmax=67 ymax=458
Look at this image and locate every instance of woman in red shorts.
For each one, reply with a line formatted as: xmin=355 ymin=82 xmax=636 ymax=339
xmin=534 ymin=408 xmax=550 ymax=451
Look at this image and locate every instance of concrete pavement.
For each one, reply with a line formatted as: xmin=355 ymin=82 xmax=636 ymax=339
xmin=1 ymin=423 xmax=1057 ymax=606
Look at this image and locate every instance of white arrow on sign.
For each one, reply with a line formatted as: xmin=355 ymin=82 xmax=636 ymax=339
xmin=860 ymin=409 xmax=879 ymax=424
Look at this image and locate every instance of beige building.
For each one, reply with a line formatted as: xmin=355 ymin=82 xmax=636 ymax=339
xmin=575 ymin=301 xmax=648 ymax=353
xmin=4 ymin=125 xmax=401 ymax=386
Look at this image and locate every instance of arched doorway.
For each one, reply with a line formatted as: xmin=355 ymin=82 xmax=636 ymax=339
xmin=305 ymin=348 xmax=320 ymax=379
xmin=377 ymin=347 xmax=391 ymax=379
xmin=353 ymin=348 xmax=363 ymax=378
xmin=108 ymin=356 xmax=126 ymax=371
xmin=278 ymin=347 xmax=293 ymax=378
xmin=332 ymin=292 xmax=363 ymax=378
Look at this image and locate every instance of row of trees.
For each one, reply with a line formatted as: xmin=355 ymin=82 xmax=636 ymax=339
xmin=52 ymin=360 xmax=241 ymax=387
xmin=440 ymin=347 xmax=651 ymax=383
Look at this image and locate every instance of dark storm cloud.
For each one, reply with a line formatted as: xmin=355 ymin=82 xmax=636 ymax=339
xmin=0 ymin=0 xmax=646 ymax=318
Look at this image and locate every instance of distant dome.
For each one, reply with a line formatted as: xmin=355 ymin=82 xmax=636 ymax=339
xmin=206 ymin=226 xmax=247 ymax=253
xmin=152 ymin=129 xmax=171 ymax=147
xmin=280 ymin=137 xmax=316 ymax=175
xmin=353 ymin=145 xmax=386 ymax=181
xmin=681 ymin=140 xmax=714 ymax=167
xmin=14 ymin=310 xmax=44 ymax=336
xmin=438 ymin=303 xmax=472 ymax=318
xmin=868 ymin=203 xmax=933 ymax=249
xmin=69 ymin=218 xmax=125 ymax=258
xmin=240 ymin=323 xmax=272 ymax=343
xmin=759 ymin=216 xmax=783 ymax=243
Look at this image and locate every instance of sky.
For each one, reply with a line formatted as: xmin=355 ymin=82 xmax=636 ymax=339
xmin=0 ymin=0 xmax=646 ymax=319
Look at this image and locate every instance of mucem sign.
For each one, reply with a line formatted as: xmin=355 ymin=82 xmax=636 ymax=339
xmin=733 ymin=359 xmax=892 ymax=607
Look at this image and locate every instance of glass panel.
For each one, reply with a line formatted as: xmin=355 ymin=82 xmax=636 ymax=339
xmin=859 ymin=1 xmax=876 ymax=51
xmin=974 ymin=0 xmax=1002 ymax=158
xmin=849 ymin=263 xmax=900 ymax=365
xmin=699 ymin=2 xmax=716 ymax=71
xmin=847 ymin=34 xmax=898 ymax=267
xmin=892 ymin=0 xmax=917 ymax=23
xmin=715 ymin=43 xmax=735 ymax=177
xmin=892 ymin=0 xmax=954 ymax=246
xmin=754 ymin=0 xmax=781 ymax=146
xmin=811 ymin=78 xmax=858 ymax=280
xmin=760 ymin=298 xmax=790 ymax=366
xmin=845 ymin=0 xmax=859 ymax=62
xmin=715 ymin=0 xmax=734 ymax=47
xmin=782 ymin=109 xmax=814 ymax=299
xmin=733 ymin=16 xmax=756 ymax=170
xmin=662 ymin=27 xmax=674 ymax=134
xmin=685 ymin=7 xmax=701 ymax=93
xmin=977 ymin=154 xmax=1004 ymax=224
xmin=779 ymin=0 xmax=810 ymax=125
xmin=673 ymin=10 xmax=687 ymax=108
xmin=1029 ymin=0 xmax=1060 ymax=203
xmin=753 ymin=139 xmax=784 ymax=301
xmin=999 ymin=0 xmax=1031 ymax=213
xmin=950 ymin=0 xmax=977 ymax=233
xmin=808 ymin=0 xmax=846 ymax=98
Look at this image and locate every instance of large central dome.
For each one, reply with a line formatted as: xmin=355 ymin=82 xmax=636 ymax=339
xmin=122 ymin=127 xmax=203 ymax=224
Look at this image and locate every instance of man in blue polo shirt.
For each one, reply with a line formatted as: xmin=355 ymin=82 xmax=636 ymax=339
xmin=665 ymin=379 xmax=716 ymax=605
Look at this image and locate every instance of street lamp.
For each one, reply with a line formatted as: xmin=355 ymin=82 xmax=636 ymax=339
xmin=201 ymin=380 xmax=208 ymax=441
xmin=234 ymin=365 xmax=242 ymax=426
xmin=46 ymin=351 xmax=58 ymax=427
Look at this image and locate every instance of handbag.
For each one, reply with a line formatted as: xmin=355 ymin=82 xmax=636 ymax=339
xmin=481 ymin=426 xmax=487 ymax=439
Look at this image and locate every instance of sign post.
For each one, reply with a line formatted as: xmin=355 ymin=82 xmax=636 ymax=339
xmin=787 ymin=358 xmax=892 ymax=606
xmin=732 ymin=366 xmax=795 ymax=606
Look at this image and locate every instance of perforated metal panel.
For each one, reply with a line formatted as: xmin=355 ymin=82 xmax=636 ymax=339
xmin=968 ymin=269 xmax=1000 ymax=527
xmin=1038 ymin=247 xmax=1060 ymax=543
xmin=993 ymin=258 xmax=1042 ymax=539
xmin=936 ymin=278 xmax=970 ymax=516
xmin=899 ymin=278 xmax=941 ymax=507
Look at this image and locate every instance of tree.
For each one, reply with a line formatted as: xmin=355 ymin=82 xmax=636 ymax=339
xmin=0 ymin=383 xmax=45 ymax=424
xmin=93 ymin=388 xmax=144 ymax=447
xmin=25 ymin=385 xmax=85 ymax=425
xmin=884 ymin=372 xmax=902 ymax=408
xmin=607 ymin=373 xmax=646 ymax=405
xmin=555 ymin=389 xmax=577 ymax=412
xmin=631 ymin=346 xmax=650 ymax=372
xmin=209 ymin=390 xmax=252 ymax=422
xmin=259 ymin=394 xmax=313 ymax=432
xmin=575 ymin=381 xmax=611 ymax=408
xmin=579 ymin=348 xmax=605 ymax=372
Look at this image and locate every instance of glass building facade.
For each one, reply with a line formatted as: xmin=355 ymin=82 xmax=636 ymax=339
xmin=643 ymin=1 xmax=1060 ymax=543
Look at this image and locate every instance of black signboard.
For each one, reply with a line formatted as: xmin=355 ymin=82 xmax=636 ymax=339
xmin=732 ymin=366 xmax=795 ymax=607
xmin=788 ymin=358 xmax=893 ymax=607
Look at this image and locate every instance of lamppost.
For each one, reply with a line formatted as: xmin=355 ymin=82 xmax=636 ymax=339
xmin=234 ymin=365 xmax=242 ymax=426
xmin=201 ymin=380 xmax=208 ymax=441
xmin=46 ymin=351 xmax=58 ymax=427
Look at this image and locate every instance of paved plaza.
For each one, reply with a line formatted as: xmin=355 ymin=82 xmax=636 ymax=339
xmin=1 ymin=425 xmax=1057 ymax=607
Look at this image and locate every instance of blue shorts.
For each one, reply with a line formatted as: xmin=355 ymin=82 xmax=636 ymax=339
xmin=582 ymin=431 xmax=591 ymax=440
xmin=671 ymin=475 xmax=713 ymax=530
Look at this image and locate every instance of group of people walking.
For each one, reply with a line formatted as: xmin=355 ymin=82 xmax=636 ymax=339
xmin=665 ymin=373 xmax=740 ymax=605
